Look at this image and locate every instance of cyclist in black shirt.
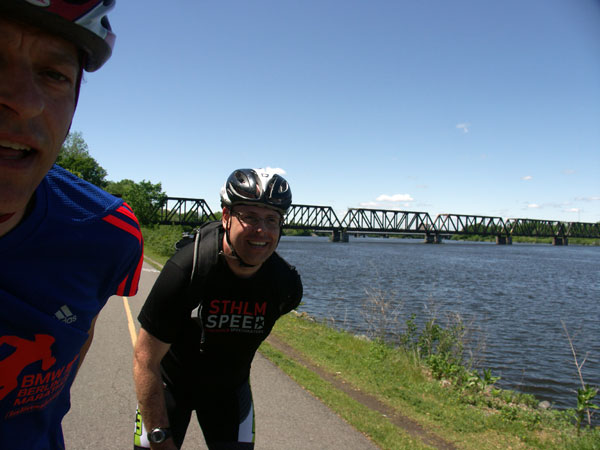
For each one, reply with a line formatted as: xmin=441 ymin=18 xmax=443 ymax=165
xmin=133 ymin=168 xmax=302 ymax=449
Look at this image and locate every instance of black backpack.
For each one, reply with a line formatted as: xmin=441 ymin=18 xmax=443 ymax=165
xmin=175 ymin=221 xmax=222 ymax=348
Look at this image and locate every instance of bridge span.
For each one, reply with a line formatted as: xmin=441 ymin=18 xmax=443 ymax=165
xmin=150 ymin=198 xmax=600 ymax=245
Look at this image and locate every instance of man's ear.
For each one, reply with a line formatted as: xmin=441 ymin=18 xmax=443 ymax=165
xmin=222 ymin=207 xmax=230 ymax=227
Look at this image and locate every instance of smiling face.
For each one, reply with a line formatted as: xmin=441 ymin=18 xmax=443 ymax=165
xmin=0 ymin=18 xmax=79 ymax=234
xmin=222 ymin=204 xmax=282 ymax=277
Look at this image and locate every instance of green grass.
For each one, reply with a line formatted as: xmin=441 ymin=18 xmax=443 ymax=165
xmin=141 ymin=225 xmax=186 ymax=267
xmin=142 ymin=224 xmax=190 ymax=254
xmin=260 ymin=342 xmax=431 ymax=449
xmin=261 ymin=314 xmax=600 ymax=450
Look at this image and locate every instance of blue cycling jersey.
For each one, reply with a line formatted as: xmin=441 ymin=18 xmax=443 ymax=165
xmin=0 ymin=165 xmax=143 ymax=450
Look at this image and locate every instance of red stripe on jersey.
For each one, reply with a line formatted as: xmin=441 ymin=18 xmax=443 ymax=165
xmin=103 ymin=207 xmax=144 ymax=296
xmin=102 ymin=214 xmax=142 ymax=243
xmin=118 ymin=203 xmax=140 ymax=226
xmin=115 ymin=248 xmax=144 ymax=296
xmin=116 ymin=276 xmax=129 ymax=297
xmin=129 ymin=247 xmax=145 ymax=295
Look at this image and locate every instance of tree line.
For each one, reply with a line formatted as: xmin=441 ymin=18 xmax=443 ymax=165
xmin=56 ymin=132 xmax=166 ymax=225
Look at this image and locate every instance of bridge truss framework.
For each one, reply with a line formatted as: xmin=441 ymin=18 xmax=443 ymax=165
xmin=151 ymin=198 xmax=600 ymax=244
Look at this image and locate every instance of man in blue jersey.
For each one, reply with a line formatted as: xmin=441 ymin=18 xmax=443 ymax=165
xmin=0 ymin=1 xmax=144 ymax=449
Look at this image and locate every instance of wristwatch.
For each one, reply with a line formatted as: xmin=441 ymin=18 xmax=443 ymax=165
xmin=147 ymin=427 xmax=172 ymax=444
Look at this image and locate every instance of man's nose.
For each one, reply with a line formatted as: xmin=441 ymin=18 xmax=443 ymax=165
xmin=253 ymin=217 xmax=270 ymax=230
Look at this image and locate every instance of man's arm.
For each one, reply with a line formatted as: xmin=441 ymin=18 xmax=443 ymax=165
xmin=133 ymin=328 xmax=176 ymax=450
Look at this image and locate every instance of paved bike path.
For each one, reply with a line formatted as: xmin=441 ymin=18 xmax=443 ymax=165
xmin=62 ymin=262 xmax=377 ymax=449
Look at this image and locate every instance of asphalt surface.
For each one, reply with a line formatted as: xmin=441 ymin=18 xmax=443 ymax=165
xmin=62 ymin=262 xmax=378 ymax=449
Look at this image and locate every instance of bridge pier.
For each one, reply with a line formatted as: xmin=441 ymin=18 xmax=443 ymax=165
xmin=496 ymin=235 xmax=512 ymax=245
xmin=424 ymin=234 xmax=442 ymax=244
xmin=553 ymin=237 xmax=569 ymax=246
xmin=330 ymin=230 xmax=349 ymax=242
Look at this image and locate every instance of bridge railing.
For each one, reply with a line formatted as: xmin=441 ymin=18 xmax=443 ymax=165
xmin=433 ymin=214 xmax=508 ymax=236
xmin=340 ymin=208 xmax=435 ymax=233
xmin=151 ymin=197 xmax=217 ymax=226
xmin=506 ymin=218 xmax=568 ymax=238
xmin=564 ymin=221 xmax=600 ymax=238
xmin=284 ymin=204 xmax=342 ymax=230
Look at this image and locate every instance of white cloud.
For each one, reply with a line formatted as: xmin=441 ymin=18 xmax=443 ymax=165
xmin=376 ymin=194 xmax=414 ymax=202
xmin=566 ymin=208 xmax=580 ymax=213
xmin=563 ymin=169 xmax=576 ymax=175
xmin=262 ymin=166 xmax=286 ymax=175
xmin=359 ymin=201 xmax=378 ymax=208
xmin=521 ymin=175 xmax=533 ymax=181
xmin=456 ymin=123 xmax=471 ymax=133
xmin=528 ymin=203 xmax=540 ymax=209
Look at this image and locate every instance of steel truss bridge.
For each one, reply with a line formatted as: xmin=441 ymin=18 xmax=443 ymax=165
xmin=151 ymin=198 xmax=600 ymax=245
xmin=151 ymin=197 xmax=217 ymax=225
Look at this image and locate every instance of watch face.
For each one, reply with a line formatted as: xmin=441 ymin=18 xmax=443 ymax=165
xmin=149 ymin=429 xmax=166 ymax=443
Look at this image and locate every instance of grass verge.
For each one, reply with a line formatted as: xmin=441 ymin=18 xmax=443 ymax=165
xmin=260 ymin=314 xmax=599 ymax=450
xmin=260 ymin=341 xmax=432 ymax=449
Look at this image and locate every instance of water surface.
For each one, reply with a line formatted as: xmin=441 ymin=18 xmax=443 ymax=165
xmin=277 ymin=236 xmax=600 ymax=412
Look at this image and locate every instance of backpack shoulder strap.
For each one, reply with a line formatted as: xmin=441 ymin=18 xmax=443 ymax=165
xmin=189 ymin=220 xmax=221 ymax=292
xmin=186 ymin=221 xmax=221 ymax=348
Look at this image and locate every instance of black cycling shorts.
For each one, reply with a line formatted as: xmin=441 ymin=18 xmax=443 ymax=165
xmin=134 ymin=380 xmax=254 ymax=450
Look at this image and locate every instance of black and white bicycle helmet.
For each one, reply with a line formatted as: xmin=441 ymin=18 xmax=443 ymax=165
xmin=0 ymin=0 xmax=117 ymax=72
xmin=220 ymin=168 xmax=292 ymax=215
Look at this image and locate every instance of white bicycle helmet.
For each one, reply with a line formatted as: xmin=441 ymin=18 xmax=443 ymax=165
xmin=0 ymin=0 xmax=117 ymax=72
xmin=220 ymin=168 xmax=292 ymax=215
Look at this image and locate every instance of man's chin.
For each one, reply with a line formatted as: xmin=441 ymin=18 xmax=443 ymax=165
xmin=0 ymin=188 xmax=33 ymax=217
xmin=240 ymin=248 xmax=273 ymax=266
xmin=240 ymin=255 xmax=266 ymax=267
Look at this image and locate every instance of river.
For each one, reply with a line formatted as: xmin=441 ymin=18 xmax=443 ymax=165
xmin=276 ymin=236 xmax=600 ymax=413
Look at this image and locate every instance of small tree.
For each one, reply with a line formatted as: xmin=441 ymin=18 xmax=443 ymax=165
xmin=105 ymin=179 xmax=136 ymax=198
xmin=106 ymin=179 xmax=166 ymax=225
xmin=56 ymin=131 xmax=108 ymax=188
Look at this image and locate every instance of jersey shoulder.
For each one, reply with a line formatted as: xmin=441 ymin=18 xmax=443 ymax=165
xmin=269 ymin=251 xmax=300 ymax=279
xmin=43 ymin=166 xmax=143 ymax=296
xmin=267 ymin=252 xmax=303 ymax=309
xmin=45 ymin=165 xmax=125 ymax=224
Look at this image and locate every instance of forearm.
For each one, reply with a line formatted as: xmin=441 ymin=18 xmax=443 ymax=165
xmin=133 ymin=358 xmax=170 ymax=432
xmin=133 ymin=328 xmax=176 ymax=449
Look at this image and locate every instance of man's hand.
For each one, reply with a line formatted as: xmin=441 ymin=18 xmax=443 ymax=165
xmin=133 ymin=328 xmax=174 ymax=448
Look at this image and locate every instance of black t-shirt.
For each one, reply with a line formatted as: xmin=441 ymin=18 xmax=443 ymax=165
xmin=138 ymin=229 xmax=302 ymax=393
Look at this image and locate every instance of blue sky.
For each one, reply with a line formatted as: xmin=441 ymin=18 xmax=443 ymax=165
xmin=71 ymin=0 xmax=600 ymax=223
